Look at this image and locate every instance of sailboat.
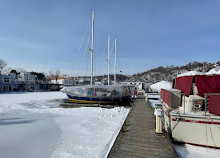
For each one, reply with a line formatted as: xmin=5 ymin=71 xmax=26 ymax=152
xmin=61 ymin=11 xmax=134 ymax=105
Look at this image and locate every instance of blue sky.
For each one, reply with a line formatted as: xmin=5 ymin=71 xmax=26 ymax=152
xmin=0 ymin=0 xmax=220 ymax=76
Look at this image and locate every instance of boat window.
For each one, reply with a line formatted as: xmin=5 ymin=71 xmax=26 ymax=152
xmin=77 ymin=88 xmax=83 ymax=93
xmin=87 ymin=88 xmax=95 ymax=96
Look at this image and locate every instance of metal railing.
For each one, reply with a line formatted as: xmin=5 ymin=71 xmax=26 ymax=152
xmin=161 ymin=89 xmax=220 ymax=116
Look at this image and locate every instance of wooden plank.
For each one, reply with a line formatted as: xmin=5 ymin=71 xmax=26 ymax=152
xmin=108 ymin=98 xmax=177 ymax=158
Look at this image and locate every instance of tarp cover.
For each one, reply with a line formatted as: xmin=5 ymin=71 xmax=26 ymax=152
xmin=161 ymin=89 xmax=170 ymax=106
xmin=175 ymin=76 xmax=193 ymax=96
xmin=195 ymin=75 xmax=220 ymax=97
xmin=209 ymin=95 xmax=220 ymax=116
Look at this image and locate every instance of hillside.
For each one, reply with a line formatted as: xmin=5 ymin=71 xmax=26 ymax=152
xmin=126 ymin=61 xmax=220 ymax=85
xmin=91 ymin=61 xmax=220 ymax=86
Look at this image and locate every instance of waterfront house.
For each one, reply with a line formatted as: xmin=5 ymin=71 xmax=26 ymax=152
xmin=0 ymin=74 xmax=18 ymax=93
xmin=17 ymin=72 xmax=38 ymax=91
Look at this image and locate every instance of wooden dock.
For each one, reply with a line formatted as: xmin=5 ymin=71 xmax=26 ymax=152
xmin=108 ymin=98 xmax=177 ymax=158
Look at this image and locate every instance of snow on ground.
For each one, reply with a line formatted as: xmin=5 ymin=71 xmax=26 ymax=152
xmin=0 ymin=92 xmax=130 ymax=158
xmin=150 ymin=81 xmax=172 ymax=92
xmin=177 ymin=71 xmax=205 ymax=77
xmin=173 ymin=144 xmax=220 ymax=158
xmin=206 ymin=66 xmax=220 ymax=75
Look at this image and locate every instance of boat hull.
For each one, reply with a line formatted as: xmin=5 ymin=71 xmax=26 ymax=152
xmin=67 ymin=94 xmax=131 ymax=105
xmin=162 ymin=106 xmax=220 ymax=148
xmin=61 ymin=85 xmax=134 ymax=105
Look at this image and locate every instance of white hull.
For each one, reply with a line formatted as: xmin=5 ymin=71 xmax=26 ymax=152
xmin=163 ymin=105 xmax=220 ymax=148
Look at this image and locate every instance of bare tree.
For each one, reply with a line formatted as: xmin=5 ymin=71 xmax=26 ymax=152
xmin=49 ymin=70 xmax=60 ymax=77
xmin=49 ymin=70 xmax=60 ymax=83
xmin=0 ymin=59 xmax=7 ymax=73
xmin=1 ymin=67 xmax=12 ymax=75
xmin=14 ymin=67 xmax=25 ymax=73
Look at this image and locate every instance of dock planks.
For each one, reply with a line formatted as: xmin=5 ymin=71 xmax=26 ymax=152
xmin=108 ymin=98 xmax=177 ymax=158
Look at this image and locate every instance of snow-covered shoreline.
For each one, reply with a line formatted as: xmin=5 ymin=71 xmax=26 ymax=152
xmin=0 ymin=92 xmax=130 ymax=158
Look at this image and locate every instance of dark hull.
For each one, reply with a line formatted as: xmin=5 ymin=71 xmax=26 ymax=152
xmin=67 ymin=94 xmax=131 ymax=105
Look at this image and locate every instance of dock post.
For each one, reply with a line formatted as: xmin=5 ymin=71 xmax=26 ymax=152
xmin=145 ymin=93 xmax=148 ymax=102
xmin=154 ymin=104 xmax=163 ymax=134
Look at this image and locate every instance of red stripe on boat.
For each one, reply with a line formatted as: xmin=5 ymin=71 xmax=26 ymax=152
xmin=172 ymin=118 xmax=220 ymax=124
xmin=185 ymin=142 xmax=220 ymax=149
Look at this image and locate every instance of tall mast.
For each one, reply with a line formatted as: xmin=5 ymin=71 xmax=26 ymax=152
xmin=108 ymin=36 xmax=110 ymax=85
xmin=90 ymin=11 xmax=94 ymax=86
xmin=114 ymin=38 xmax=116 ymax=85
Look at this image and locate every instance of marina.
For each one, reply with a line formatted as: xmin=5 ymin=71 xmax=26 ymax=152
xmin=1 ymin=1 xmax=220 ymax=157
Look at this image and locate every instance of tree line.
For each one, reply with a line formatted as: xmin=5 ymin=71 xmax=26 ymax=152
xmin=0 ymin=59 xmax=61 ymax=80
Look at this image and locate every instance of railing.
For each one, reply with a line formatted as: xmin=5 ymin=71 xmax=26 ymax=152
xmin=161 ymin=90 xmax=220 ymax=116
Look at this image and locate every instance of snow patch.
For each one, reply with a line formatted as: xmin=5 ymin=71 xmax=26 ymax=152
xmin=150 ymin=81 xmax=172 ymax=92
xmin=177 ymin=71 xmax=205 ymax=77
xmin=173 ymin=144 xmax=220 ymax=158
xmin=0 ymin=92 xmax=67 ymax=105
xmin=206 ymin=66 xmax=220 ymax=75
xmin=149 ymin=99 xmax=160 ymax=108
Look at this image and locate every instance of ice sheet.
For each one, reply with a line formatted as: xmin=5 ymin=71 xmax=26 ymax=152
xmin=0 ymin=92 xmax=130 ymax=158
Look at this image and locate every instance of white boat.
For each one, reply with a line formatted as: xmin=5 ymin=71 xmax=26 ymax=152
xmin=61 ymin=11 xmax=135 ymax=105
xmin=161 ymin=74 xmax=220 ymax=148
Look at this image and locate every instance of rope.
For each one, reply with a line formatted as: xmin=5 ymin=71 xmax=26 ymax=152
xmin=70 ymin=20 xmax=91 ymax=77
xmin=94 ymin=40 xmax=108 ymax=76
xmin=86 ymin=50 xmax=90 ymax=76
xmin=109 ymin=41 xmax=115 ymax=59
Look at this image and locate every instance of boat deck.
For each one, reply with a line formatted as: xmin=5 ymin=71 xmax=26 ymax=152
xmin=108 ymin=98 xmax=177 ymax=158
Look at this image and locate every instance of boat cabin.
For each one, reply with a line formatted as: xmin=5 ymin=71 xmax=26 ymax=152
xmin=161 ymin=75 xmax=220 ymax=115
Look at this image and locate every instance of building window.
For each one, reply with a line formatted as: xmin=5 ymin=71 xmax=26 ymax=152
xmin=3 ymin=86 xmax=12 ymax=91
xmin=4 ymin=77 xmax=10 ymax=83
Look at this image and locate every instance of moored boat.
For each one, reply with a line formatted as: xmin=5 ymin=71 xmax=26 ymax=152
xmin=161 ymin=74 xmax=220 ymax=148
xmin=61 ymin=11 xmax=135 ymax=105
xmin=61 ymin=84 xmax=134 ymax=105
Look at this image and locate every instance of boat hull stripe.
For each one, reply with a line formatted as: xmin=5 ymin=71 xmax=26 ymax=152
xmin=69 ymin=98 xmax=111 ymax=104
xmin=172 ymin=118 xmax=220 ymax=124
xmin=184 ymin=142 xmax=220 ymax=149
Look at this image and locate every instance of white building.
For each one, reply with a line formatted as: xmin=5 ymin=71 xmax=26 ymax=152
xmin=50 ymin=77 xmax=74 ymax=87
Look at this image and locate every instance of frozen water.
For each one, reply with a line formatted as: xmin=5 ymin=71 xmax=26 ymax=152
xmin=0 ymin=92 xmax=130 ymax=158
